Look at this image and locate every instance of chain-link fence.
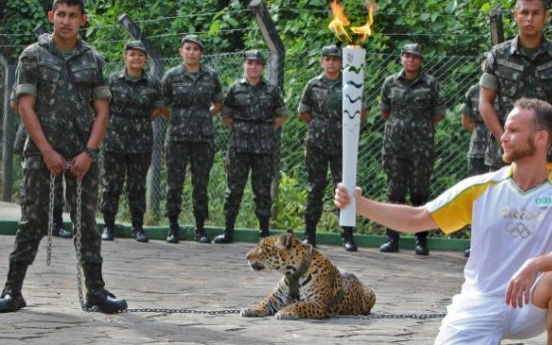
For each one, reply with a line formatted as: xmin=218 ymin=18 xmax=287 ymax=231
xmin=0 ymin=49 xmax=479 ymax=235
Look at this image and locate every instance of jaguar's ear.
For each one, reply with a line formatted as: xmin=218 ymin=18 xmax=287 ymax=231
xmin=277 ymin=230 xmax=294 ymax=249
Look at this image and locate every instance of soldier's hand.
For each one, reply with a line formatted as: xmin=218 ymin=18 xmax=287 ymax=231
xmin=42 ymin=149 xmax=68 ymax=176
xmin=70 ymin=152 xmax=93 ymax=181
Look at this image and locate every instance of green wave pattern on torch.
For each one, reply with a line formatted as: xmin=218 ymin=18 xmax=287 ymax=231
xmin=345 ymin=95 xmax=362 ymax=103
xmin=344 ymin=65 xmax=365 ymax=74
xmin=346 ymin=81 xmax=363 ymax=88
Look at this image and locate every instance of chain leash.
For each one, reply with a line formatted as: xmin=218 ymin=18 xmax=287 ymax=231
xmin=336 ymin=312 xmax=447 ymax=320
xmin=73 ymin=179 xmax=97 ymax=312
xmin=47 ymin=175 xmax=56 ymax=266
xmin=123 ymin=307 xmax=445 ymax=319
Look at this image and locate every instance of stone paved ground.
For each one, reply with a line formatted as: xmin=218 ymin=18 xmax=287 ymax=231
xmin=0 ymin=230 xmax=546 ymax=345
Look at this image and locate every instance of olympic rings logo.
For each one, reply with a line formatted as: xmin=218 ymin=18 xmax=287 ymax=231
xmin=505 ymin=222 xmax=531 ymax=239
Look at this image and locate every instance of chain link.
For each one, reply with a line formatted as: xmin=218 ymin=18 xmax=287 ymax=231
xmin=336 ymin=312 xmax=447 ymax=320
xmin=73 ymin=179 xmax=97 ymax=312
xmin=123 ymin=308 xmax=445 ymax=319
xmin=47 ymin=175 xmax=55 ymax=266
xmin=126 ymin=308 xmax=241 ymax=314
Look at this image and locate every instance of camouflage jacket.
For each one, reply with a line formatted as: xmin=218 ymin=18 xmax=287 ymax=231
xmin=481 ymin=35 xmax=552 ymax=123
xmin=103 ymin=69 xmax=163 ymax=153
xmin=379 ymin=69 xmax=447 ymax=158
xmin=222 ymin=77 xmax=288 ymax=154
xmin=460 ymin=84 xmax=489 ymax=159
xmin=297 ymin=73 xmax=365 ymax=155
xmin=14 ymin=34 xmax=111 ymax=159
xmin=161 ymin=64 xmax=223 ymax=143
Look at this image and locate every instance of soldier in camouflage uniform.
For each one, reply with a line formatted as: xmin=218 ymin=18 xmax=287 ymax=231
xmin=213 ymin=50 xmax=288 ymax=244
xmin=461 ymin=55 xmax=490 ymax=177
xmin=378 ymin=43 xmax=447 ymax=256
xmin=161 ymin=35 xmax=223 ymax=244
xmin=0 ymin=0 xmax=126 ymax=314
xmin=297 ymin=45 xmax=367 ymax=252
xmin=12 ymin=87 xmax=72 ymax=239
xmin=100 ymin=41 xmax=164 ymax=243
xmin=480 ymin=0 xmax=552 ymax=170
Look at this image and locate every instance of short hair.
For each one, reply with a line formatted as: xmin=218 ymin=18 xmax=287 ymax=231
xmin=515 ymin=0 xmax=548 ymax=10
xmin=514 ymin=98 xmax=552 ymax=147
xmin=52 ymin=0 xmax=85 ymax=14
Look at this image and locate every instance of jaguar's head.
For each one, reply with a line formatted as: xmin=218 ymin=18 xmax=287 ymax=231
xmin=245 ymin=230 xmax=311 ymax=275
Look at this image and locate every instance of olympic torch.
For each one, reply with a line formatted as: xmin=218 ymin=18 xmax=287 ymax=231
xmin=328 ymin=0 xmax=376 ymax=226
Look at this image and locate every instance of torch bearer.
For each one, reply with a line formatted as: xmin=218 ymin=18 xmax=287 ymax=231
xmin=328 ymin=0 xmax=375 ymax=227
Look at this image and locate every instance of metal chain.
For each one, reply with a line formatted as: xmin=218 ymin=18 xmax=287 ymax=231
xmin=123 ymin=308 xmax=445 ymax=319
xmin=336 ymin=312 xmax=447 ymax=320
xmin=126 ymin=308 xmax=241 ymax=315
xmin=47 ymin=175 xmax=56 ymax=266
xmin=73 ymin=179 xmax=98 ymax=312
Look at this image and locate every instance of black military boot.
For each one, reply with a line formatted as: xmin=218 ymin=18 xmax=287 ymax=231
xmin=415 ymin=232 xmax=430 ymax=256
xmin=193 ymin=218 xmax=210 ymax=244
xmin=213 ymin=216 xmax=235 ymax=244
xmin=0 ymin=262 xmax=28 ymax=313
xmin=166 ymin=216 xmax=180 ymax=244
xmin=302 ymin=221 xmax=317 ymax=247
xmin=379 ymin=229 xmax=399 ymax=253
xmin=52 ymin=207 xmax=73 ymax=239
xmin=131 ymin=212 xmax=148 ymax=243
xmin=82 ymin=263 xmax=127 ymax=314
xmin=341 ymin=226 xmax=358 ymax=252
xmin=101 ymin=212 xmax=115 ymax=241
xmin=258 ymin=216 xmax=270 ymax=239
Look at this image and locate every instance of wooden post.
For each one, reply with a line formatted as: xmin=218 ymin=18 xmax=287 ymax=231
xmin=490 ymin=6 xmax=504 ymax=46
xmin=0 ymin=53 xmax=15 ymax=202
xmin=249 ymin=0 xmax=286 ymax=227
xmin=118 ymin=14 xmax=166 ymax=222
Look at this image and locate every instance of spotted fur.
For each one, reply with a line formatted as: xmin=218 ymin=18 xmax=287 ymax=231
xmin=241 ymin=230 xmax=376 ymax=320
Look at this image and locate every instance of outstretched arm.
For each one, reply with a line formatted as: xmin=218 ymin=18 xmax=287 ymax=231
xmin=334 ymin=183 xmax=438 ymax=233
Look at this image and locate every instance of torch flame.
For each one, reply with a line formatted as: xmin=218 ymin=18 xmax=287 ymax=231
xmin=328 ymin=0 xmax=377 ymax=45
xmin=328 ymin=0 xmax=352 ymax=43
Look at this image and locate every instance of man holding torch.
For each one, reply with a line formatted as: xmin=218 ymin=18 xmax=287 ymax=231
xmin=335 ymin=97 xmax=552 ymax=345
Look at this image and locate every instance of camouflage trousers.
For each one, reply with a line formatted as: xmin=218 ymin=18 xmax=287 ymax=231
xmin=467 ymin=156 xmax=487 ymax=177
xmin=165 ymin=141 xmax=214 ymax=220
xmin=303 ymin=146 xmax=342 ymax=225
xmin=383 ymin=155 xmax=433 ymax=240
xmin=100 ymin=151 xmax=152 ymax=217
xmin=224 ymin=149 xmax=274 ymax=220
xmin=10 ymin=155 xmax=102 ymax=265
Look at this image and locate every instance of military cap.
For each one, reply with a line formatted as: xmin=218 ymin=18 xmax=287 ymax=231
xmin=181 ymin=34 xmax=204 ymax=50
xmin=124 ymin=40 xmax=147 ymax=56
xmin=321 ymin=45 xmax=342 ymax=58
xmin=243 ymin=50 xmax=266 ymax=64
xmin=401 ymin=43 xmax=423 ymax=58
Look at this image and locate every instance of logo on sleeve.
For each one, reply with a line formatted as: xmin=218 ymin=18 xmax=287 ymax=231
xmin=534 ymin=196 xmax=552 ymax=207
